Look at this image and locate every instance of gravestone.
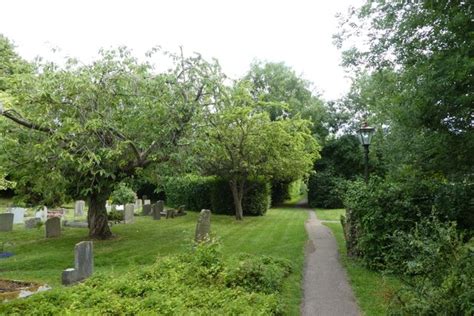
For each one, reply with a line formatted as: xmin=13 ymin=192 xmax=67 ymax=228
xmin=144 ymin=199 xmax=151 ymax=205
xmin=116 ymin=205 xmax=124 ymax=211
xmin=45 ymin=217 xmax=61 ymax=238
xmin=9 ymin=207 xmax=26 ymax=224
xmin=124 ymin=204 xmax=135 ymax=224
xmin=142 ymin=204 xmax=152 ymax=216
xmin=166 ymin=209 xmax=175 ymax=219
xmin=63 ymin=220 xmax=88 ymax=228
xmin=152 ymin=201 xmax=164 ymax=220
xmin=74 ymin=200 xmax=85 ymax=217
xmin=176 ymin=205 xmax=186 ymax=216
xmin=195 ymin=209 xmax=211 ymax=243
xmin=106 ymin=201 xmax=112 ymax=213
xmin=0 ymin=213 xmax=14 ymax=232
xmin=35 ymin=207 xmax=48 ymax=222
xmin=135 ymin=199 xmax=143 ymax=211
xmin=62 ymin=241 xmax=93 ymax=285
xmin=25 ymin=218 xmax=41 ymax=229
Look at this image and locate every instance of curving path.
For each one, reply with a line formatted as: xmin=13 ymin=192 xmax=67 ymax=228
xmin=301 ymin=210 xmax=360 ymax=316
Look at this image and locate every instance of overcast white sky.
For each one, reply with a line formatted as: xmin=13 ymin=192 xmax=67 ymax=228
xmin=0 ymin=0 xmax=361 ymax=100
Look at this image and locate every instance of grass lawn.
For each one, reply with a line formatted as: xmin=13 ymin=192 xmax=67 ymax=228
xmin=0 ymin=207 xmax=308 ymax=315
xmin=315 ymin=208 xmax=346 ymax=221
xmin=324 ymin=222 xmax=401 ymax=315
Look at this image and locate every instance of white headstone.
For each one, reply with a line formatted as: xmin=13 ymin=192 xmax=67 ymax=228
xmin=144 ymin=199 xmax=151 ymax=205
xmin=9 ymin=207 xmax=26 ymax=224
xmin=116 ymin=205 xmax=124 ymax=211
xmin=74 ymin=200 xmax=85 ymax=217
xmin=106 ymin=201 xmax=111 ymax=213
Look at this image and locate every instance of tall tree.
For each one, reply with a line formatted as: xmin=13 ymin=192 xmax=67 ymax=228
xmin=0 ymin=41 xmax=224 ymax=239
xmin=336 ymin=1 xmax=474 ymax=178
xmin=193 ymin=81 xmax=319 ymax=220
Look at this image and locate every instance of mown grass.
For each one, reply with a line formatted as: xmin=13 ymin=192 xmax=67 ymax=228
xmin=315 ymin=208 xmax=346 ymax=221
xmin=0 ymin=208 xmax=308 ymax=315
xmin=324 ymin=222 xmax=401 ymax=316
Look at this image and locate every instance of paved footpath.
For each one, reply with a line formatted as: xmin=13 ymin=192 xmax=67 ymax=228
xmin=301 ymin=210 xmax=360 ymax=316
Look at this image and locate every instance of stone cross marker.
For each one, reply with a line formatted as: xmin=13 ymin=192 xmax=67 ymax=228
xmin=195 ymin=209 xmax=211 ymax=243
xmin=0 ymin=213 xmax=14 ymax=232
xmin=142 ymin=204 xmax=152 ymax=216
xmin=45 ymin=217 xmax=61 ymax=238
xmin=62 ymin=241 xmax=94 ymax=285
xmin=152 ymin=200 xmax=164 ymax=220
xmin=25 ymin=218 xmax=41 ymax=229
xmin=9 ymin=207 xmax=26 ymax=224
xmin=74 ymin=200 xmax=85 ymax=217
xmin=124 ymin=204 xmax=135 ymax=224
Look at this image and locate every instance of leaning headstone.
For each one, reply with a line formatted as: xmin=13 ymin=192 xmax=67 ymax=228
xmin=144 ymin=199 xmax=151 ymax=205
xmin=0 ymin=213 xmax=14 ymax=232
xmin=74 ymin=200 xmax=85 ymax=217
xmin=45 ymin=217 xmax=61 ymax=238
xmin=195 ymin=209 xmax=211 ymax=243
xmin=124 ymin=204 xmax=135 ymax=224
xmin=25 ymin=218 xmax=41 ymax=229
xmin=62 ymin=241 xmax=93 ymax=285
xmin=152 ymin=201 xmax=164 ymax=220
xmin=142 ymin=204 xmax=152 ymax=216
xmin=9 ymin=207 xmax=26 ymax=224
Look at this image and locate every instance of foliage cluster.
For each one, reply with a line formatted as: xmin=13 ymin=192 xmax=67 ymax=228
xmin=343 ymin=177 xmax=474 ymax=313
xmin=271 ymin=179 xmax=303 ymax=206
xmin=109 ymin=183 xmax=136 ymax=205
xmin=164 ymin=176 xmax=270 ymax=216
xmin=0 ymin=241 xmax=292 ymax=315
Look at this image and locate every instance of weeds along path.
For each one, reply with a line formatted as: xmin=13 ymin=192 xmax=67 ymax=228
xmin=301 ymin=210 xmax=360 ymax=316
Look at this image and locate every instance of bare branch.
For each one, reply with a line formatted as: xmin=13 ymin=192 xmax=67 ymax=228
xmin=1 ymin=109 xmax=53 ymax=133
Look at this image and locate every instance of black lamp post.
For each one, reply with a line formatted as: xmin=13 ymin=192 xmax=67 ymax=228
xmin=358 ymin=122 xmax=375 ymax=183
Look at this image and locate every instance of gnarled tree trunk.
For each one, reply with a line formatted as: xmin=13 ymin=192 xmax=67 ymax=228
xmin=87 ymin=190 xmax=112 ymax=239
xmin=230 ymin=179 xmax=245 ymax=220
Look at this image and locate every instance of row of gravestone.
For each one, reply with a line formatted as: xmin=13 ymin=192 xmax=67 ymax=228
xmin=61 ymin=209 xmax=211 ymax=286
xmin=0 ymin=213 xmax=62 ymax=237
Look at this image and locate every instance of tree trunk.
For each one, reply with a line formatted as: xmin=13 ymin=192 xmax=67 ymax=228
xmin=87 ymin=190 xmax=112 ymax=239
xmin=230 ymin=179 xmax=244 ymax=220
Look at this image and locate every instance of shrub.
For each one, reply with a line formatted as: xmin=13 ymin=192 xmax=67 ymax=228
xmin=271 ymin=179 xmax=303 ymax=206
xmin=0 ymin=242 xmax=289 ymax=315
xmin=110 ymin=183 xmax=136 ymax=205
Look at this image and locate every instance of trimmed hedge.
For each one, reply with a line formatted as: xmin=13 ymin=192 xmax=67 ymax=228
xmin=308 ymin=169 xmax=345 ymax=209
xmin=164 ymin=176 xmax=271 ymax=216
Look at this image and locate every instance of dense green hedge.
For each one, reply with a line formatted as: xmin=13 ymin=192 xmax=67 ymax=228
xmin=271 ymin=179 xmax=303 ymax=206
xmin=164 ymin=176 xmax=271 ymax=216
xmin=308 ymin=169 xmax=345 ymax=209
xmin=0 ymin=242 xmax=292 ymax=314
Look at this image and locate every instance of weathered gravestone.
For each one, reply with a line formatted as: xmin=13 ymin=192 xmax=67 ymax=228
xmin=152 ymin=201 xmax=164 ymax=220
xmin=9 ymin=207 xmax=26 ymax=224
xmin=176 ymin=205 xmax=186 ymax=216
xmin=25 ymin=218 xmax=41 ymax=229
xmin=45 ymin=217 xmax=61 ymax=238
xmin=0 ymin=213 xmax=14 ymax=232
xmin=144 ymin=199 xmax=151 ymax=205
xmin=62 ymin=241 xmax=93 ymax=285
xmin=195 ymin=209 xmax=211 ymax=243
xmin=35 ymin=207 xmax=48 ymax=222
xmin=124 ymin=204 xmax=135 ymax=224
xmin=166 ymin=209 xmax=175 ymax=219
xmin=142 ymin=204 xmax=152 ymax=216
xmin=74 ymin=200 xmax=85 ymax=217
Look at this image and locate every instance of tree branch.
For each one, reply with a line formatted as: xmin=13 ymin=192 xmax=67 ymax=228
xmin=1 ymin=109 xmax=53 ymax=133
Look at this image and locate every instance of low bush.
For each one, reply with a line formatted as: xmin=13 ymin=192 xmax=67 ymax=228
xmin=110 ymin=183 xmax=136 ymax=205
xmin=0 ymin=241 xmax=290 ymax=315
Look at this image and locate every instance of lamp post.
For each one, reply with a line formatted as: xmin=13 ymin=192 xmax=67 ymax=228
xmin=358 ymin=122 xmax=375 ymax=183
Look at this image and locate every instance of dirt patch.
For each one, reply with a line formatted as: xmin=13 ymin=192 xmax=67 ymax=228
xmin=0 ymin=280 xmax=34 ymax=293
xmin=0 ymin=279 xmax=51 ymax=301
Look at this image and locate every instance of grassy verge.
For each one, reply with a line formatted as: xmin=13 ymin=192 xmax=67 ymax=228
xmin=324 ymin=222 xmax=401 ymax=316
xmin=0 ymin=208 xmax=308 ymax=315
xmin=315 ymin=208 xmax=345 ymax=221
